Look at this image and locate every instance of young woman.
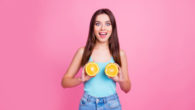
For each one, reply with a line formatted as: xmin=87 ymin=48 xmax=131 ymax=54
xmin=61 ymin=8 xmax=131 ymax=110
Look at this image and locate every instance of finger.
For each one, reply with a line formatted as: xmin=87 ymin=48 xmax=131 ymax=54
xmin=118 ymin=66 xmax=121 ymax=72
xmin=112 ymin=76 xmax=118 ymax=82
xmin=107 ymin=76 xmax=112 ymax=79
xmin=108 ymin=76 xmax=115 ymax=81
xmin=115 ymin=63 xmax=122 ymax=74
xmin=86 ymin=76 xmax=92 ymax=81
xmin=114 ymin=63 xmax=119 ymax=68
xmin=118 ymin=69 xmax=122 ymax=78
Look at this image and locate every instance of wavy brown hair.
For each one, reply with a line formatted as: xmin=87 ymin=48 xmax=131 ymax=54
xmin=81 ymin=8 xmax=121 ymax=67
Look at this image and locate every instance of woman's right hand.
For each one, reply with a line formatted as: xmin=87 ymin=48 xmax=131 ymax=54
xmin=80 ymin=65 xmax=93 ymax=82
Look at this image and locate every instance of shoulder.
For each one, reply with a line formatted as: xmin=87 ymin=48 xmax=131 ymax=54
xmin=120 ymin=49 xmax=126 ymax=57
xmin=73 ymin=47 xmax=85 ymax=58
xmin=69 ymin=47 xmax=85 ymax=64
xmin=77 ymin=47 xmax=85 ymax=55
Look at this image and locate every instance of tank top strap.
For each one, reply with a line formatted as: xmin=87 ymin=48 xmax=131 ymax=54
xmin=110 ymin=56 xmax=115 ymax=63
xmin=89 ymin=56 xmax=93 ymax=62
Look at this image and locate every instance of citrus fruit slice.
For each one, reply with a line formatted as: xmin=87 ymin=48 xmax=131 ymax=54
xmin=105 ymin=63 xmax=118 ymax=77
xmin=85 ymin=62 xmax=99 ymax=76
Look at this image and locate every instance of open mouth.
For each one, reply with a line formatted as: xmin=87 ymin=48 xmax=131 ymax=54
xmin=99 ymin=32 xmax=107 ymax=38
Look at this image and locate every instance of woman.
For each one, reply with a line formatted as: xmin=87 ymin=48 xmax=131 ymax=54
xmin=61 ymin=8 xmax=131 ymax=110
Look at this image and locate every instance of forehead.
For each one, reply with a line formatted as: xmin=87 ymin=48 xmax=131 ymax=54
xmin=95 ymin=14 xmax=111 ymax=22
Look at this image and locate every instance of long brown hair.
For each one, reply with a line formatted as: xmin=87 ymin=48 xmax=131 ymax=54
xmin=81 ymin=8 xmax=121 ymax=67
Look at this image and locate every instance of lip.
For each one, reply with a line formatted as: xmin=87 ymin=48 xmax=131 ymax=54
xmin=100 ymin=35 xmax=107 ymax=38
xmin=99 ymin=33 xmax=107 ymax=39
xmin=99 ymin=32 xmax=107 ymax=34
xmin=99 ymin=32 xmax=107 ymax=36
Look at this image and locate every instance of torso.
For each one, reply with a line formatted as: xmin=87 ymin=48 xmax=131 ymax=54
xmin=84 ymin=48 xmax=116 ymax=97
xmin=91 ymin=48 xmax=112 ymax=63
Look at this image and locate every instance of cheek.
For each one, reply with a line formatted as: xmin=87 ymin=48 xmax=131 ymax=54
xmin=94 ymin=26 xmax=100 ymax=30
xmin=94 ymin=28 xmax=100 ymax=34
xmin=94 ymin=30 xmax=99 ymax=37
xmin=108 ymin=28 xmax=112 ymax=34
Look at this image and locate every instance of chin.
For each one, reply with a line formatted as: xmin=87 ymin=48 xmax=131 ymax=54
xmin=99 ymin=40 xmax=108 ymax=43
xmin=96 ymin=37 xmax=110 ymax=43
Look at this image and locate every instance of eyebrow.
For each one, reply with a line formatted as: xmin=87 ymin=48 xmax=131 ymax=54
xmin=95 ymin=21 xmax=111 ymax=23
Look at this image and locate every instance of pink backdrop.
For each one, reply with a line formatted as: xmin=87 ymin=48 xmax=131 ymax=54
xmin=0 ymin=0 xmax=195 ymax=110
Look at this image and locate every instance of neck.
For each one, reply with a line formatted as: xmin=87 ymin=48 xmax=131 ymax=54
xmin=94 ymin=40 xmax=109 ymax=50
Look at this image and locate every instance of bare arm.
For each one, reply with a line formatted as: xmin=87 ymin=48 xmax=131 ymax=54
xmin=118 ymin=50 xmax=131 ymax=93
xmin=61 ymin=47 xmax=84 ymax=88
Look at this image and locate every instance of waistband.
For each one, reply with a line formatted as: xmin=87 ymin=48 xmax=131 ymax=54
xmin=82 ymin=92 xmax=119 ymax=103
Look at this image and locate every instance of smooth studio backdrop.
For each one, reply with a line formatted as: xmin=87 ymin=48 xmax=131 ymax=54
xmin=0 ymin=0 xmax=195 ymax=110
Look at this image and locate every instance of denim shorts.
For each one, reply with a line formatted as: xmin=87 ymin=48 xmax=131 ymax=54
xmin=79 ymin=92 xmax=121 ymax=110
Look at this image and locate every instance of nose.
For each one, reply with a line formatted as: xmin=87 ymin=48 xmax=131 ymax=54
xmin=101 ymin=24 xmax=106 ymax=30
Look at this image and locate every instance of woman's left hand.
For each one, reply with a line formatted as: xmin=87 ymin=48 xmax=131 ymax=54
xmin=108 ymin=64 xmax=124 ymax=82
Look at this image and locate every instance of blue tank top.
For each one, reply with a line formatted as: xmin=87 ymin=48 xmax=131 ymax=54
xmin=84 ymin=56 xmax=116 ymax=97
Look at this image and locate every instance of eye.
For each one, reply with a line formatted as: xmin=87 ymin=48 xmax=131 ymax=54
xmin=106 ymin=23 xmax=111 ymax=26
xmin=95 ymin=23 xmax=100 ymax=26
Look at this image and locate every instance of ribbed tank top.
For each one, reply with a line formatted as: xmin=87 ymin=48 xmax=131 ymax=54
xmin=84 ymin=56 xmax=116 ymax=97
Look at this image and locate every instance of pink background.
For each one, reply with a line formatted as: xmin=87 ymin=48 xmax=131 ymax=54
xmin=0 ymin=0 xmax=195 ymax=110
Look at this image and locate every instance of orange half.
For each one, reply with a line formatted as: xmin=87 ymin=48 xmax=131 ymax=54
xmin=105 ymin=63 xmax=118 ymax=77
xmin=85 ymin=62 xmax=99 ymax=76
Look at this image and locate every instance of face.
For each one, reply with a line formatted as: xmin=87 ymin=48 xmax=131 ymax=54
xmin=94 ymin=14 xmax=112 ymax=43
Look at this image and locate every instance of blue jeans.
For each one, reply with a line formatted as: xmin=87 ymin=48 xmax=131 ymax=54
xmin=79 ymin=92 xmax=121 ymax=110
